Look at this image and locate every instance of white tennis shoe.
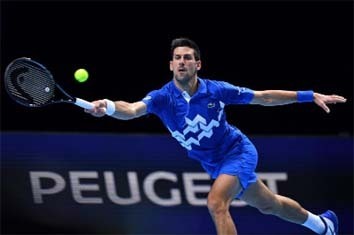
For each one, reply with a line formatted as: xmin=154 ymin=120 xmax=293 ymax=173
xmin=319 ymin=210 xmax=338 ymax=235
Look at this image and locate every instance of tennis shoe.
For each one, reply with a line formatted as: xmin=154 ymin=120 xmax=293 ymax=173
xmin=319 ymin=210 xmax=338 ymax=235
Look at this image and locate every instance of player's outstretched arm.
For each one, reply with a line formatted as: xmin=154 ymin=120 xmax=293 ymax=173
xmin=251 ymin=90 xmax=346 ymax=113
xmin=85 ymin=100 xmax=147 ymax=120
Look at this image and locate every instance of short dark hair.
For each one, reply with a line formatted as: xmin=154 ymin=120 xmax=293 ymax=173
xmin=171 ymin=38 xmax=201 ymax=61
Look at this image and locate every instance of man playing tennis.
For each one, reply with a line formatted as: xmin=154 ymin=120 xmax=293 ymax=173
xmin=86 ymin=38 xmax=346 ymax=235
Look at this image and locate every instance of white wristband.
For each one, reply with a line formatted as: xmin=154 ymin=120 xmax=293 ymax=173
xmin=104 ymin=99 xmax=116 ymax=116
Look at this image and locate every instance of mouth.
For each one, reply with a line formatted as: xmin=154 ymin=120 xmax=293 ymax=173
xmin=178 ymin=67 xmax=186 ymax=72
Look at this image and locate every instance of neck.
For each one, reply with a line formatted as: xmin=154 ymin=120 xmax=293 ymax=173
xmin=173 ymin=77 xmax=198 ymax=96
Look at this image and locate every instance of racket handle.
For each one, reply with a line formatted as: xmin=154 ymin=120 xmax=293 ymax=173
xmin=74 ymin=97 xmax=94 ymax=109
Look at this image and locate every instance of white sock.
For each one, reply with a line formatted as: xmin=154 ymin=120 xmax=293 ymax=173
xmin=302 ymin=211 xmax=326 ymax=234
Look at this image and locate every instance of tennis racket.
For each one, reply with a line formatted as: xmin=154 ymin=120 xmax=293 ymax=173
xmin=4 ymin=57 xmax=95 ymax=110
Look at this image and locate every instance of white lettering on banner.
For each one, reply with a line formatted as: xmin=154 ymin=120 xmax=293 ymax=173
xmin=70 ymin=171 xmax=103 ymax=204
xmin=183 ymin=173 xmax=210 ymax=206
xmin=30 ymin=171 xmax=66 ymax=204
xmin=30 ymin=171 xmax=288 ymax=207
xmin=143 ymin=171 xmax=181 ymax=206
xmin=105 ymin=171 xmax=141 ymax=205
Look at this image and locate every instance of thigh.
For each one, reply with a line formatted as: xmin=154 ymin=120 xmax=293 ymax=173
xmin=240 ymin=178 xmax=277 ymax=208
xmin=209 ymin=174 xmax=242 ymax=203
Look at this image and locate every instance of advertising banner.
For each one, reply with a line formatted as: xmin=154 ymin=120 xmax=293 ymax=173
xmin=1 ymin=132 xmax=353 ymax=234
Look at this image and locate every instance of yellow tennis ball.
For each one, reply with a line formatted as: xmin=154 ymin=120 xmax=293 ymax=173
xmin=74 ymin=68 xmax=89 ymax=83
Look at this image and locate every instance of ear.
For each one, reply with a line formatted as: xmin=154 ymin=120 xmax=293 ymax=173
xmin=196 ymin=60 xmax=202 ymax=71
xmin=169 ymin=61 xmax=173 ymax=71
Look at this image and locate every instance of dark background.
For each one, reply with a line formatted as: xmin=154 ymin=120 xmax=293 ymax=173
xmin=1 ymin=0 xmax=353 ymax=136
xmin=1 ymin=1 xmax=353 ymax=235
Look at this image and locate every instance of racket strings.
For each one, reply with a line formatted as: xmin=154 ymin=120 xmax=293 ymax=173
xmin=6 ymin=61 xmax=55 ymax=107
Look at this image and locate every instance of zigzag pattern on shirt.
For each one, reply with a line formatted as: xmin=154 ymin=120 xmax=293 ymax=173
xmin=168 ymin=101 xmax=225 ymax=150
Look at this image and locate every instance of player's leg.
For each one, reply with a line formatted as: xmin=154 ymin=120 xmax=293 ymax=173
xmin=207 ymin=174 xmax=241 ymax=235
xmin=241 ymin=178 xmax=308 ymax=222
xmin=240 ymin=179 xmax=338 ymax=234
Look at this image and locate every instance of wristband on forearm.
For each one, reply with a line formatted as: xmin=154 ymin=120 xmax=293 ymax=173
xmin=297 ymin=90 xmax=314 ymax=103
xmin=104 ymin=99 xmax=116 ymax=116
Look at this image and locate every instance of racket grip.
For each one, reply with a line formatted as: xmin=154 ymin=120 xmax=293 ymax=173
xmin=74 ymin=97 xmax=94 ymax=109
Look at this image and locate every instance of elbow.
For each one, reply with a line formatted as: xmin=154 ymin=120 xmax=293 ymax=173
xmin=261 ymin=98 xmax=275 ymax=106
xmin=253 ymin=91 xmax=274 ymax=106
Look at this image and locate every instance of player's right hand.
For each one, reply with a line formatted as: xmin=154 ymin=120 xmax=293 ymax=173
xmin=85 ymin=100 xmax=107 ymax=117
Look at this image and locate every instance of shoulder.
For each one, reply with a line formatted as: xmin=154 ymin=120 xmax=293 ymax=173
xmin=200 ymin=77 xmax=254 ymax=104
xmin=200 ymin=77 xmax=232 ymax=93
xmin=200 ymin=77 xmax=230 ymax=87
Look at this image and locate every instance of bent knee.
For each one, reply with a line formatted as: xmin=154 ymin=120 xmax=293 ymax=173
xmin=207 ymin=197 xmax=228 ymax=215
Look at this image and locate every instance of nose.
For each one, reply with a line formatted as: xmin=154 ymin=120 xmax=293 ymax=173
xmin=178 ymin=58 xmax=185 ymax=65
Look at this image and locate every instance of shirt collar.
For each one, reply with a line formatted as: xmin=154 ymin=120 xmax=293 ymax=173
xmin=170 ymin=77 xmax=207 ymax=98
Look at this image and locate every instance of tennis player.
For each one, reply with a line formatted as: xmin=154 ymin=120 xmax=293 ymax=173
xmin=86 ymin=38 xmax=346 ymax=235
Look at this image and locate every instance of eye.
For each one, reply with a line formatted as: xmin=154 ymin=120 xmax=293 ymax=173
xmin=183 ymin=55 xmax=193 ymax=60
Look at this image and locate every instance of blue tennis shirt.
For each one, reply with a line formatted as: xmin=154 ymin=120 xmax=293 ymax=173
xmin=142 ymin=77 xmax=255 ymax=167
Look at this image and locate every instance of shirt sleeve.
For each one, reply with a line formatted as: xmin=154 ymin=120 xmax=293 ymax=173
xmin=141 ymin=89 xmax=167 ymax=115
xmin=215 ymin=81 xmax=254 ymax=104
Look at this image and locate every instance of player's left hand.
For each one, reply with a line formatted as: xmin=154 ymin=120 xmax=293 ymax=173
xmin=314 ymin=93 xmax=347 ymax=113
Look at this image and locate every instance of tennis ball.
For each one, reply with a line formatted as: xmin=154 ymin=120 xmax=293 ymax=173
xmin=74 ymin=68 xmax=89 ymax=83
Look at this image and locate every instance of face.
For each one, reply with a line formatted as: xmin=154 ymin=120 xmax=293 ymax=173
xmin=170 ymin=47 xmax=201 ymax=84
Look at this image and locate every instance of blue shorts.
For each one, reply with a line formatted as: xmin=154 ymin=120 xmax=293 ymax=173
xmin=201 ymin=137 xmax=258 ymax=198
